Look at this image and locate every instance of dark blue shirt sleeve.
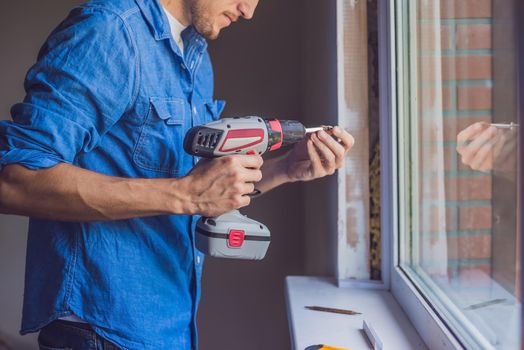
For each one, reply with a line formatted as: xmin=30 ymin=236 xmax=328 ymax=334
xmin=0 ymin=7 xmax=137 ymax=171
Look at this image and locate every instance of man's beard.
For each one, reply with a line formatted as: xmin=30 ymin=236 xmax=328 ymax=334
xmin=189 ymin=0 xmax=219 ymax=40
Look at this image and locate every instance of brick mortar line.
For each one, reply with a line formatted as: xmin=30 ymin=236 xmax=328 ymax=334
xmin=420 ymin=18 xmax=493 ymax=25
xmin=440 ymin=140 xmax=492 ymax=147
xmin=420 ymin=230 xmax=492 ymax=237
xmin=443 ymin=80 xmax=493 ymax=87
xmin=420 ymin=110 xmax=492 ymax=117
xmin=447 ymin=258 xmax=491 ymax=267
xmin=442 ymin=171 xmax=493 ymax=178
xmin=421 ymin=199 xmax=491 ymax=208
xmin=419 ymin=49 xmax=493 ymax=57
xmin=418 ymin=80 xmax=493 ymax=88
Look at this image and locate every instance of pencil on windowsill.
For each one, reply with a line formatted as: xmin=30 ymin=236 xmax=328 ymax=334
xmin=305 ymin=305 xmax=362 ymax=315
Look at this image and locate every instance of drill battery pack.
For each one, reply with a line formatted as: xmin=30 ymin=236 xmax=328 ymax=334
xmin=195 ymin=210 xmax=271 ymax=260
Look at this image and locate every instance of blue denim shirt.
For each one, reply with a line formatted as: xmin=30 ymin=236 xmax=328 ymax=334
xmin=0 ymin=0 xmax=225 ymax=348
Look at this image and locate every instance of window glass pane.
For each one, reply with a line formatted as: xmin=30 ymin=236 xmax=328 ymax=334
xmin=397 ymin=0 xmax=520 ymax=348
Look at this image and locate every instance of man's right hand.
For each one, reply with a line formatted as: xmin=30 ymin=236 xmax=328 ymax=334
xmin=179 ymin=155 xmax=263 ymax=217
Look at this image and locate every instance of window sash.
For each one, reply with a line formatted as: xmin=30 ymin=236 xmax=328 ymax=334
xmin=387 ymin=1 xmax=466 ymax=345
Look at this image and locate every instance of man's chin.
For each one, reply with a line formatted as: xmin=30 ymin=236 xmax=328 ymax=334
xmin=205 ymin=31 xmax=220 ymax=40
xmin=202 ymin=29 xmax=221 ymax=40
xmin=195 ymin=24 xmax=221 ymax=40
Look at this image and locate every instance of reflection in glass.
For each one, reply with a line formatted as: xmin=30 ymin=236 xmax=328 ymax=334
xmin=399 ymin=0 xmax=520 ymax=348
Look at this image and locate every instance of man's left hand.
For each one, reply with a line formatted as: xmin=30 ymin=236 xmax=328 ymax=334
xmin=282 ymin=126 xmax=355 ymax=183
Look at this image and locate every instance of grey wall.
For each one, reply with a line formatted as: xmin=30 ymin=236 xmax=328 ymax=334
xmin=199 ymin=1 xmax=304 ymax=349
xmin=0 ymin=1 xmax=314 ymax=350
xmin=300 ymin=0 xmax=339 ymax=277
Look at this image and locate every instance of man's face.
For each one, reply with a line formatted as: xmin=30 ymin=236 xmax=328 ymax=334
xmin=188 ymin=0 xmax=259 ymax=40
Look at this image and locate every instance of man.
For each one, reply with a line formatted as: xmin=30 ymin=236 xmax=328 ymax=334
xmin=0 ymin=0 xmax=354 ymax=349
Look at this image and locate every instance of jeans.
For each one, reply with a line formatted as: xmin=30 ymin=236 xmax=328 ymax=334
xmin=38 ymin=320 xmax=121 ymax=350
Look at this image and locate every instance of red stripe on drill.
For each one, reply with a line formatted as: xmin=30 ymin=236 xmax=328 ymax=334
xmin=218 ymin=128 xmax=264 ymax=152
xmin=268 ymin=119 xmax=283 ymax=151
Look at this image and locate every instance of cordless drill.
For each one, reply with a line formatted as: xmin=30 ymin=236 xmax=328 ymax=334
xmin=184 ymin=116 xmax=328 ymax=260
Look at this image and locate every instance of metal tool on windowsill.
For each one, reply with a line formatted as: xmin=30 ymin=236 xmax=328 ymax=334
xmin=464 ymin=298 xmax=507 ymax=310
xmin=362 ymin=320 xmax=383 ymax=350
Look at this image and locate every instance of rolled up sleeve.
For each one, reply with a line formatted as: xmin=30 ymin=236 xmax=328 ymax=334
xmin=0 ymin=6 xmax=137 ymax=171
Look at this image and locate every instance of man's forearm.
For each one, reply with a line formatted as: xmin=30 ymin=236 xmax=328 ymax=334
xmin=0 ymin=163 xmax=189 ymax=221
xmin=256 ymin=155 xmax=292 ymax=194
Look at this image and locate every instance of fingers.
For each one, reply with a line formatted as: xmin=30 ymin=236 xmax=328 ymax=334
xmin=238 ymin=182 xmax=256 ymax=196
xmin=331 ymin=126 xmax=355 ymax=151
xmin=457 ymin=126 xmax=499 ymax=165
xmin=467 ymin=129 xmax=504 ymax=171
xmin=302 ymin=126 xmax=356 ymax=177
xmin=233 ymin=194 xmax=251 ymax=209
xmin=457 ymin=122 xmax=489 ymax=145
xmin=492 ymin=132 xmax=508 ymax=159
xmin=227 ymin=181 xmax=254 ymax=211
xmin=241 ymin=168 xmax=263 ymax=183
xmin=318 ymin=130 xmax=346 ymax=165
xmin=224 ymin=156 xmax=261 ymax=191
xmin=220 ymin=154 xmax=263 ymax=182
xmin=234 ymin=154 xmax=264 ymax=169
xmin=311 ymin=133 xmax=338 ymax=175
xmin=468 ymin=126 xmax=499 ymax=150
xmin=456 ymin=122 xmax=489 ymax=155
xmin=306 ymin=136 xmax=325 ymax=176
xmin=468 ymin=138 xmax=496 ymax=172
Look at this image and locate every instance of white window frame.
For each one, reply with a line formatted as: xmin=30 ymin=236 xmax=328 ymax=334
xmin=335 ymin=0 xmax=392 ymax=291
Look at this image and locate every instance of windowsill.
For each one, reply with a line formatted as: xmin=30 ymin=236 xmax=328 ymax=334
xmin=285 ymin=276 xmax=427 ymax=349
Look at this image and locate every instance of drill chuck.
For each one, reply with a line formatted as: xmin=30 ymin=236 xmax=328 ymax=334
xmin=264 ymin=119 xmax=306 ymax=151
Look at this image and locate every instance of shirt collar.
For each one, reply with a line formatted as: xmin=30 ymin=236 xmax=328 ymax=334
xmin=135 ymin=0 xmax=171 ymax=40
xmin=135 ymin=0 xmax=206 ymax=44
xmin=135 ymin=0 xmax=208 ymax=60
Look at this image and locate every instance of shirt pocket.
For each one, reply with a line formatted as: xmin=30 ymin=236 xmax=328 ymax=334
xmin=133 ymin=97 xmax=186 ymax=176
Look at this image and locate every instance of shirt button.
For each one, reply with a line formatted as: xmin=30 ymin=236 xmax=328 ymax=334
xmin=196 ymin=255 xmax=201 ymax=265
xmin=180 ymin=63 xmax=186 ymax=70
xmin=192 ymin=106 xmax=197 ymax=115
